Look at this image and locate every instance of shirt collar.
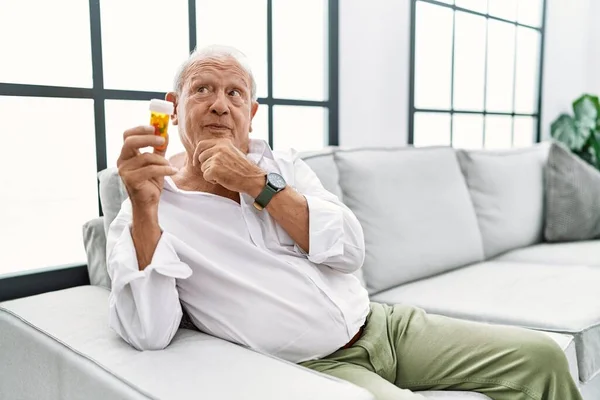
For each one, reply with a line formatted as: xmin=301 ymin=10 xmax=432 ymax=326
xmin=246 ymin=138 xmax=274 ymax=165
xmin=164 ymin=139 xmax=274 ymax=192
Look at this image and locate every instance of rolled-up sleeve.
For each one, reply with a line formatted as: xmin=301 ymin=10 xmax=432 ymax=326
xmin=292 ymin=156 xmax=366 ymax=273
xmin=106 ymin=200 xmax=192 ymax=351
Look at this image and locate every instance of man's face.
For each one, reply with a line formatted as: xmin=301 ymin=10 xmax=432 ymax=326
xmin=169 ymin=56 xmax=258 ymax=154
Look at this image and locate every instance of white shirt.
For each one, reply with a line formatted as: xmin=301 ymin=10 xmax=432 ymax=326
xmin=106 ymin=139 xmax=370 ymax=363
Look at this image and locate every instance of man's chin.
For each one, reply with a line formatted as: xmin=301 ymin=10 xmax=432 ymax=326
xmin=204 ymin=129 xmax=233 ymax=139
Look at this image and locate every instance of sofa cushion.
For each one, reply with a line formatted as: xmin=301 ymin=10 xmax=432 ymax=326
xmin=544 ymin=142 xmax=600 ymax=242
xmin=298 ymin=148 xmax=343 ymax=201
xmin=455 ymin=143 xmax=550 ymax=258
xmin=371 ymin=261 xmax=600 ymax=383
xmin=0 ymin=287 xmax=494 ymax=400
xmin=334 ymin=147 xmax=484 ymax=294
xmin=0 ymin=286 xmax=374 ymax=400
xmin=83 ymin=217 xmax=110 ymax=289
xmin=494 ymin=241 xmax=600 ymax=266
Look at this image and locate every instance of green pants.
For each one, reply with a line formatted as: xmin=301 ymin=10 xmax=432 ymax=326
xmin=300 ymin=303 xmax=582 ymax=400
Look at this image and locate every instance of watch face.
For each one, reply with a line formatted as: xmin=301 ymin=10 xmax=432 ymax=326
xmin=267 ymin=173 xmax=287 ymax=190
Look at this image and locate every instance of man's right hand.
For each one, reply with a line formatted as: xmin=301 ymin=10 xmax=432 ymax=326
xmin=117 ymin=126 xmax=178 ymax=211
xmin=117 ymin=126 xmax=178 ymax=270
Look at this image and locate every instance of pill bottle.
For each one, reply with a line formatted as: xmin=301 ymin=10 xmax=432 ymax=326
xmin=149 ymin=99 xmax=174 ymax=152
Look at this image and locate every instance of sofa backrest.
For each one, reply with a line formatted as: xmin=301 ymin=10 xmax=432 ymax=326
xmin=298 ymin=148 xmax=343 ymax=201
xmin=91 ymin=149 xmax=354 ymax=289
xmin=97 ymin=150 xmax=343 ymax=237
xmin=334 ymin=147 xmax=485 ymax=294
xmin=90 ymin=143 xmax=551 ymax=294
xmin=455 ymin=143 xmax=550 ymax=259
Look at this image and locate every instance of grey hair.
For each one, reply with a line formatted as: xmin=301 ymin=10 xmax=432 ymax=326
xmin=172 ymin=45 xmax=257 ymax=101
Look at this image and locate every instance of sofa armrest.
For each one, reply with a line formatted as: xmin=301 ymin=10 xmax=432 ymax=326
xmin=0 ymin=286 xmax=373 ymax=400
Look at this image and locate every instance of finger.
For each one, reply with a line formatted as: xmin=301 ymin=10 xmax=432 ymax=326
xmin=125 ymin=165 xmax=178 ymax=183
xmin=200 ymin=157 xmax=211 ymax=173
xmin=119 ymin=152 xmax=171 ymax=172
xmin=202 ymin=165 xmax=217 ymax=184
xmin=193 ymin=139 xmax=224 ymax=165
xmin=123 ymin=125 xmax=155 ymax=140
xmin=119 ymin=135 xmax=166 ymax=163
xmin=153 ymin=131 xmax=169 ymax=157
xmin=197 ymin=147 xmax=219 ymax=166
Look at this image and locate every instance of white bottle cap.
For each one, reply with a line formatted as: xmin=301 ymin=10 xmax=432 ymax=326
xmin=149 ymin=99 xmax=174 ymax=115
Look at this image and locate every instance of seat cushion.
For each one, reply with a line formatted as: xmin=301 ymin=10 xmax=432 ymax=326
xmin=494 ymin=241 xmax=600 ymax=266
xmin=371 ymin=261 xmax=600 ymax=383
xmin=0 ymin=286 xmax=373 ymax=400
xmin=581 ymin=372 xmax=600 ymax=399
xmin=0 ymin=287 xmax=492 ymax=400
xmin=334 ymin=147 xmax=484 ymax=294
xmin=455 ymin=143 xmax=550 ymax=258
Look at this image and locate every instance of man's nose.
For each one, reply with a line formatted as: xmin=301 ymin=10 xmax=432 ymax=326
xmin=209 ymin=91 xmax=229 ymax=116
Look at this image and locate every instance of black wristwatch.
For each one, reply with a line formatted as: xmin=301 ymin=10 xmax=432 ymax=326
xmin=253 ymin=173 xmax=287 ymax=210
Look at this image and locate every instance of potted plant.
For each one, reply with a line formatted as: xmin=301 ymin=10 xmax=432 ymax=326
xmin=551 ymin=94 xmax=600 ymax=170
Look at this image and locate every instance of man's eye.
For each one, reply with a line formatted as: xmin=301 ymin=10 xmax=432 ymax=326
xmin=198 ymin=86 xmax=209 ymax=93
xmin=229 ymin=89 xmax=241 ymax=97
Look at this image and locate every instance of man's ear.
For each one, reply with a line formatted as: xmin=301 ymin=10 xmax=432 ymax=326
xmin=165 ymin=92 xmax=179 ymax=125
xmin=249 ymin=101 xmax=259 ymax=132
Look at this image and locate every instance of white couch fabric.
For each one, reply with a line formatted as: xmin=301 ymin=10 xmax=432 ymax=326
xmin=334 ymin=147 xmax=484 ymax=293
xmin=495 ymin=240 xmax=600 ymax=266
xmin=455 ymin=144 xmax=549 ymax=258
xmin=0 ymin=286 xmax=374 ymax=400
xmin=371 ymin=261 xmax=600 ymax=383
xmin=32 ymin=143 xmax=600 ymax=399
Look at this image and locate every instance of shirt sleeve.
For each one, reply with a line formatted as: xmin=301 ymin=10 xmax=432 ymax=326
xmin=290 ymin=153 xmax=366 ymax=274
xmin=106 ymin=199 xmax=193 ymax=351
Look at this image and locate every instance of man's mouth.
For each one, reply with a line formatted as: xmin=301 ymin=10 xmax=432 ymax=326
xmin=205 ymin=124 xmax=231 ymax=130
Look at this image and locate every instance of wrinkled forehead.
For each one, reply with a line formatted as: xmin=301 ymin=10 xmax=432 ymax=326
xmin=182 ymin=56 xmax=251 ymax=90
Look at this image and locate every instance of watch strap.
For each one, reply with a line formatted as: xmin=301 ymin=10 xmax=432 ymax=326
xmin=254 ymin=183 xmax=279 ymax=210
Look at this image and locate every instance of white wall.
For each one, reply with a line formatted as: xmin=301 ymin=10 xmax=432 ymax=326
xmin=339 ymin=0 xmax=597 ymax=146
xmin=338 ymin=0 xmax=411 ymax=148
xmin=586 ymin=0 xmax=600 ymax=96
xmin=540 ymin=0 xmax=595 ymax=139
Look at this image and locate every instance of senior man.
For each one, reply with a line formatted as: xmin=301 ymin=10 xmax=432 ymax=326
xmin=107 ymin=45 xmax=581 ymax=400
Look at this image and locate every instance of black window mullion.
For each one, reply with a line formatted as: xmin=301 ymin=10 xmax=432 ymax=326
xmin=449 ymin=8 xmax=456 ymax=145
xmin=410 ymin=0 xmax=545 ymax=147
xmin=327 ymin=0 xmax=339 ymax=146
xmin=267 ymin=0 xmax=274 ymax=148
xmin=89 ymin=0 xmax=106 ymax=217
xmin=535 ymin=0 xmax=548 ymax=142
xmin=510 ymin=21 xmax=519 ymax=146
xmin=419 ymin=0 xmax=541 ymax=31
xmin=188 ymin=0 xmax=197 ymax=53
xmin=482 ymin=11 xmax=489 ymax=148
xmin=408 ymin=0 xmax=417 ymax=145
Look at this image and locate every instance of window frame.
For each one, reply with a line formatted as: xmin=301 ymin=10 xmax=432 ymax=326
xmin=0 ymin=0 xmax=340 ymax=301
xmin=407 ymin=0 xmax=548 ymax=147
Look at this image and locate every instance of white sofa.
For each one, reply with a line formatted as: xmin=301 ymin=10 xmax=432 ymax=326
xmin=1 ymin=141 xmax=598 ymax=400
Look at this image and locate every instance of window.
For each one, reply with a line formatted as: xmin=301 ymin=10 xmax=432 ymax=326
xmin=0 ymin=0 xmax=339 ymax=280
xmin=409 ymin=0 xmax=546 ymax=149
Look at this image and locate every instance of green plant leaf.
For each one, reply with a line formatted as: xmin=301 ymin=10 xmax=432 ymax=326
xmin=573 ymin=94 xmax=599 ymax=130
xmin=588 ymin=130 xmax=600 ymax=171
xmin=551 ymin=114 xmax=586 ymax=150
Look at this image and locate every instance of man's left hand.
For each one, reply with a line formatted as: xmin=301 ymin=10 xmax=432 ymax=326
xmin=194 ymin=139 xmax=266 ymax=196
